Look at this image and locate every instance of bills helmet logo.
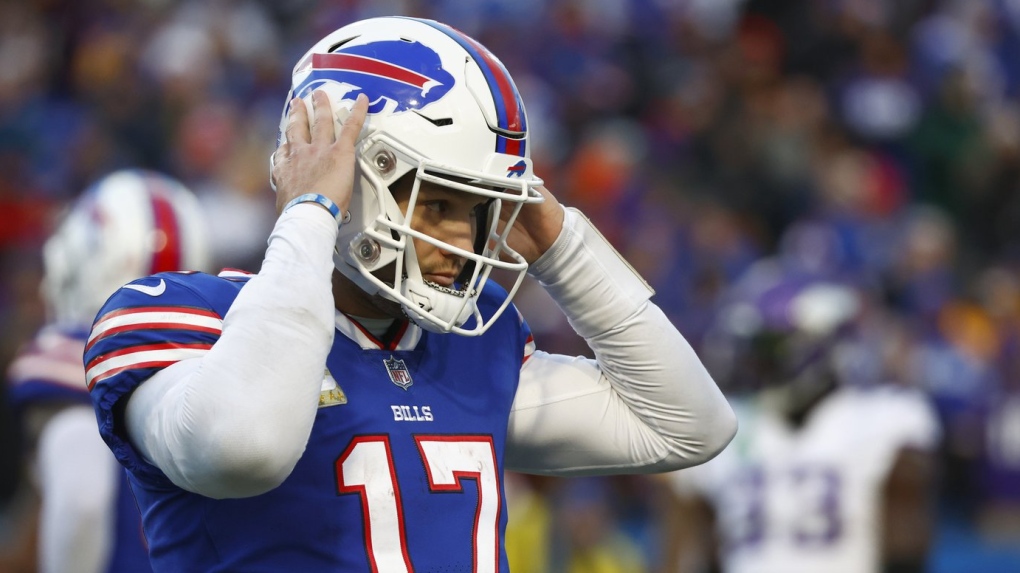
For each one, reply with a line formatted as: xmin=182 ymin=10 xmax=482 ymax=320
xmin=292 ymin=40 xmax=455 ymax=116
xmin=506 ymin=160 xmax=527 ymax=178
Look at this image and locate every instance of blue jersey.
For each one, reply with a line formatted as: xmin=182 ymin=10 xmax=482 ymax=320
xmin=86 ymin=270 xmax=533 ymax=572
xmin=8 ymin=325 xmax=152 ymax=573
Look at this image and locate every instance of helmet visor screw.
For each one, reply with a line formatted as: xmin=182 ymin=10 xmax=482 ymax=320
xmin=356 ymin=236 xmax=381 ymax=264
xmin=373 ymin=150 xmax=396 ymax=175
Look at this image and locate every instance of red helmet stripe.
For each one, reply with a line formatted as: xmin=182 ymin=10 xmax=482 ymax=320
xmin=454 ymin=31 xmax=523 ymax=132
xmin=312 ymin=53 xmax=435 ymax=89
xmin=148 ymin=184 xmax=181 ymax=273
xmin=411 ymin=18 xmax=527 ymax=156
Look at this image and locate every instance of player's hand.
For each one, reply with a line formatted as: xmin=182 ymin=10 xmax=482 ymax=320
xmin=501 ymin=184 xmax=565 ymax=264
xmin=271 ymin=90 xmax=369 ymax=216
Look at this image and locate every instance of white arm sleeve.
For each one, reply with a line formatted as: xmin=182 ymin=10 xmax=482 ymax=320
xmin=124 ymin=204 xmax=338 ymax=498
xmin=36 ymin=406 xmax=119 ymax=573
xmin=506 ymin=208 xmax=737 ymax=475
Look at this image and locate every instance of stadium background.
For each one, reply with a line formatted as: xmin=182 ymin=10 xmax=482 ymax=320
xmin=1 ymin=0 xmax=1019 ymax=571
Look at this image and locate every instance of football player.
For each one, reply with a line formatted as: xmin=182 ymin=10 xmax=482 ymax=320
xmin=83 ymin=16 xmax=737 ymax=572
xmin=6 ymin=170 xmax=209 ymax=573
xmin=662 ymin=259 xmax=942 ymax=573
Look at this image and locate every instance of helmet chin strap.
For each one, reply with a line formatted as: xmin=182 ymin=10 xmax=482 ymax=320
xmin=397 ymin=234 xmax=478 ymax=333
xmin=399 ymin=277 xmax=477 ymax=331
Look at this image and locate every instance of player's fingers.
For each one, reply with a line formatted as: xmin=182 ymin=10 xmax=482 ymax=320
xmin=336 ymin=94 xmax=368 ymax=152
xmin=284 ymin=96 xmax=311 ymax=146
xmin=271 ymin=143 xmax=287 ymax=166
xmin=309 ymin=90 xmax=335 ymax=143
xmin=269 ymin=144 xmax=287 ymax=190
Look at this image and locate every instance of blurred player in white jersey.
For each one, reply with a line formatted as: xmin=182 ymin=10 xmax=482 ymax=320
xmin=6 ymin=169 xmax=209 ymax=573
xmin=662 ymin=259 xmax=942 ymax=573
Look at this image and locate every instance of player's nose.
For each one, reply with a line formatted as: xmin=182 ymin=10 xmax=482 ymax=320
xmin=436 ymin=214 xmax=476 ymax=258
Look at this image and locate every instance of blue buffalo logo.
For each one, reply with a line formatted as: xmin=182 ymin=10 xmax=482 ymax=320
xmin=292 ymin=40 xmax=455 ymax=115
xmin=506 ymin=160 xmax=527 ymax=178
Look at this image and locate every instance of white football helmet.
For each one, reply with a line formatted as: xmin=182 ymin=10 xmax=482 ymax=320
xmin=42 ymin=169 xmax=210 ymax=326
xmin=276 ymin=16 xmax=545 ymax=336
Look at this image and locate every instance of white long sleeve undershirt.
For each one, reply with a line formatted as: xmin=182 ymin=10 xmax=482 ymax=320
xmin=125 ymin=203 xmax=338 ymax=498
xmin=507 ymin=208 xmax=736 ymax=474
xmin=125 ymin=204 xmax=735 ymax=498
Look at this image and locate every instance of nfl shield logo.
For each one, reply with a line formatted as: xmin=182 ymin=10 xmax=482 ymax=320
xmin=384 ymin=356 xmax=413 ymax=390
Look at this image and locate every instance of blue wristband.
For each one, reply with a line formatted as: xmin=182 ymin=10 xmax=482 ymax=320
xmin=283 ymin=193 xmax=344 ymax=225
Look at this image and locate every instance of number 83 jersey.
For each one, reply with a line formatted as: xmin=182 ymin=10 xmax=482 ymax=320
xmin=86 ymin=271 xmax=533 ymax=572
xmin=667 ymin=387 xmax=940 ymax=573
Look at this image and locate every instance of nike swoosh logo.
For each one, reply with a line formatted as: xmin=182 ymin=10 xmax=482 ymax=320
xmin=124 ymin=279 xmax=167 ymax=297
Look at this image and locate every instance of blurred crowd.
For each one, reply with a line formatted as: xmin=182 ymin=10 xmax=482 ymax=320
xmin=1 ymin=0 xmax=1019 ymax=571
